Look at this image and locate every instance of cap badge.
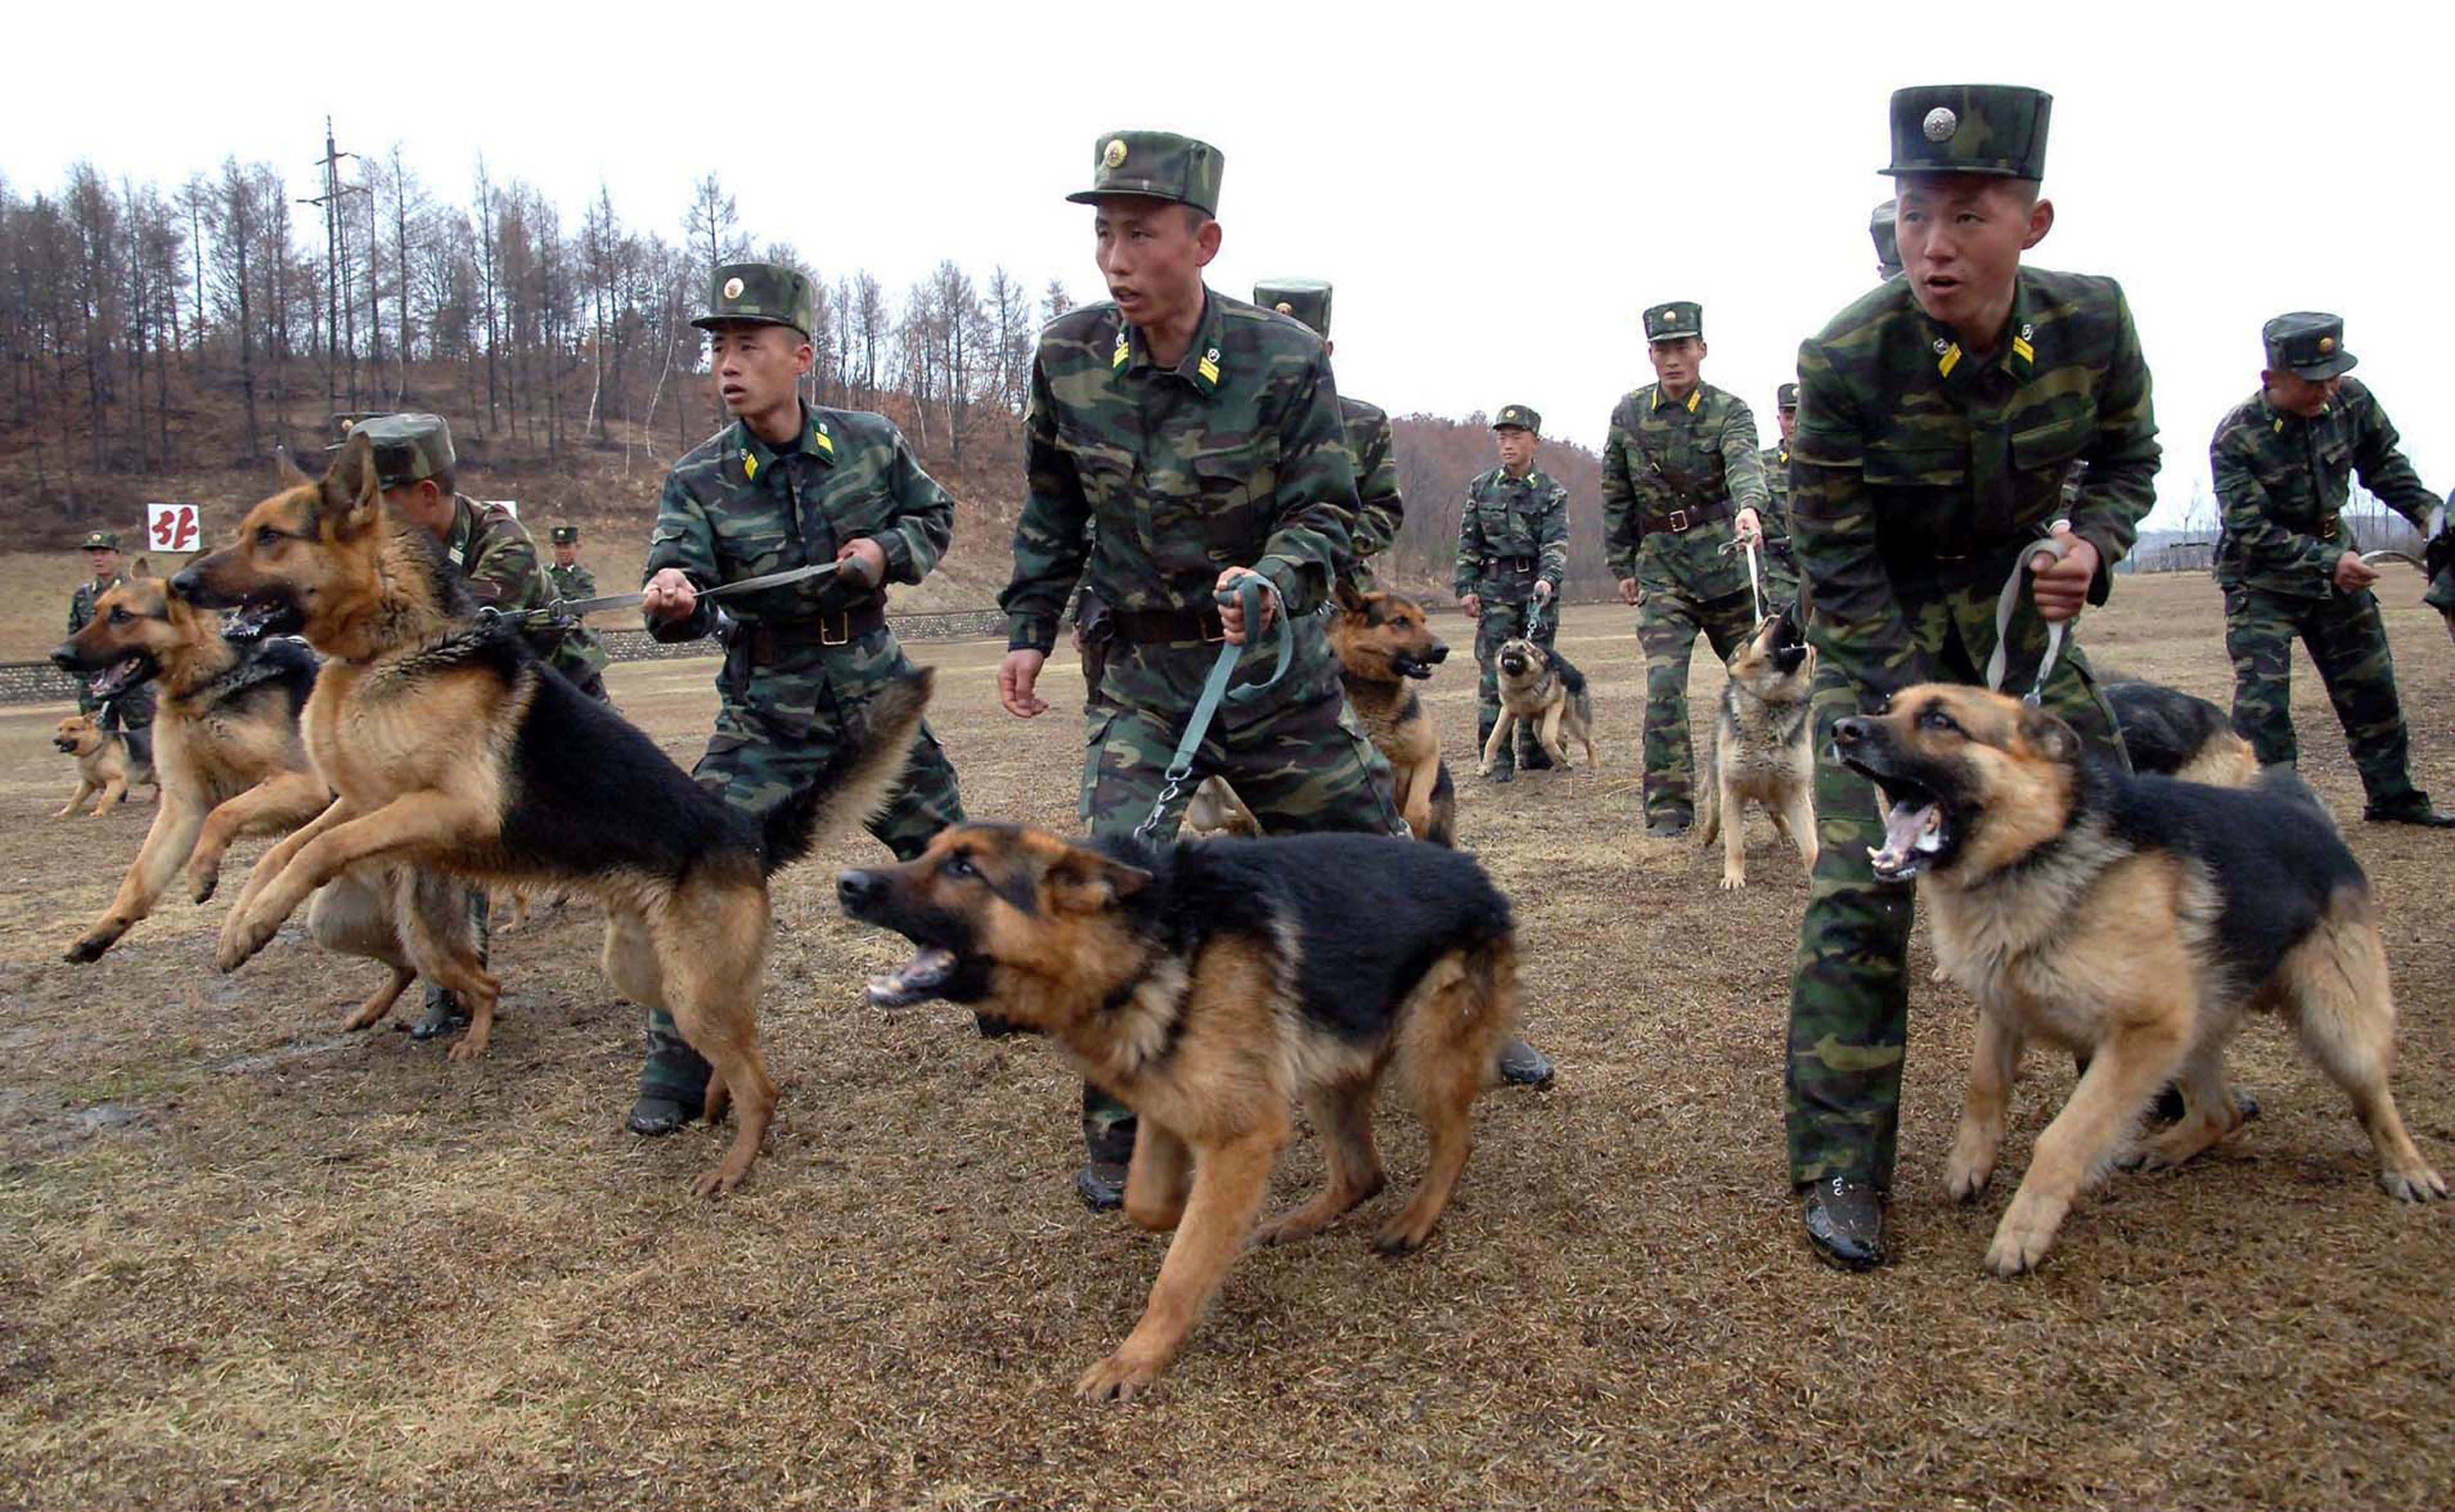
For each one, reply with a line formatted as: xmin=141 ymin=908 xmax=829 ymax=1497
xmin=722 ymin=276 xmax=744 ymax=301
xmin=1102 ymin=138 xmax=1128 ymax=170
xmin=1274 ymin=302 xmax=1294 ymax=315
xmin=2319 ymin=335 xmax=2337 ymax=353
xmin=1923 ymin=106 xmax=1958 ymax=142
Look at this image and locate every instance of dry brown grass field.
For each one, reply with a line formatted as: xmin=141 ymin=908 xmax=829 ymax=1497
xmin=2 ymin=574 xmax=2450 ymax=1510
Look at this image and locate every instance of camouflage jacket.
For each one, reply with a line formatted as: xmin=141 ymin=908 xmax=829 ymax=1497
xmin=445 ymin=495 xmax=608 ymax=687
xmin=646 ymin=403 xmax=953 ymax=641
xmin=67 ymin=571 xmax=155 ymax=723
xmin=2211 ymin=379 xmax=2438 ymax=597
xmin=546 ymin=561 xmax=597 ymax=602
xmin=1001 ymin=288 xmax=1359 ymax=656
xmin=1601 ymin=381 xmax=1766 ymax=598
xmin=1758 ymin=444 xmax=1793 ymax=540
xmin=1340 ymin=394 xmax=1402 ymax=588
xmin=1790 ymin=267 xmax=2160 ymax=698
xmin=1454 ymin=466 xmax=1569 ymax=602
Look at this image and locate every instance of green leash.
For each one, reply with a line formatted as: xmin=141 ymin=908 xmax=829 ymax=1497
xmin=1131 ymin=576 xmax=1293 ymax=844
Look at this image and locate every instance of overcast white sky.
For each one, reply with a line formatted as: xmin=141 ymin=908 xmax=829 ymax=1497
xmin=8 ymin=1 xmax=2445 ymax=530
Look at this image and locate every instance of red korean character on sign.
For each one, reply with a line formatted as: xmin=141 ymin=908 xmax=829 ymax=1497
xmin=146 ymin=502 xmax=199 ymax=554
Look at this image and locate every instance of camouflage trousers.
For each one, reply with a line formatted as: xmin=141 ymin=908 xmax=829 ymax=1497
xmin=641 ymin=630 xmax=965 ymax=1107
xmin=1079 ymin=627 xmax=1407 ymax=1155
xmin=1785 ymin=592 xmax=2125 ymax=1191
xmin=1637 ymin=582 xmax=1759 ymax=826
xmin=1472 ymin=596 xmax=1559 ymax=772
xmin=2222 ymin=585 xmax=2425 ymax=811
xmin=1759 ymin=544 xmax=1801 ymax=611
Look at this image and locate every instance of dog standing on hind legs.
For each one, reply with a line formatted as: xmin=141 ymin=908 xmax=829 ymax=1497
xmin=1837 ymin=683 xmax=2445 ymax=1277
xmin=1695 ymin=606 xmax=1817 ymax=889
xmin=1479 ymin=638 xmax=1598 ymax=778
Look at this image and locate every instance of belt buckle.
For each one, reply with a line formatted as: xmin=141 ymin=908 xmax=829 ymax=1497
xmin=1669 ymin=509 xmax=1690 ymax=532
xmin=820 ymin=611 xmax=851 ymax=647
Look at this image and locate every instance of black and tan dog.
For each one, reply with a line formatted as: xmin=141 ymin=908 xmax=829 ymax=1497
xmin=174 ymin=433 xmax=929 ymax=1195
xmin=2105 ymin=678 xmax=2258 ymax=785
xmin=838 ymin=822 xmax=1518 ymax=1401
xmin=51 ymin=713 xmax=157 ymax=817
xmin=1478 ymin=637 xmax=1598 ymax=777
xmin=1328 ymin=584 xmax=1456 ymax=846
xmin=1695 ymin=606 xmax=1816 ymax=889
xmin=1837 ymin=683 xmax=2445 ymax=1276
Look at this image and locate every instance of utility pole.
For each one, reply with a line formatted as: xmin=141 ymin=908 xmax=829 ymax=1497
xmin=298 ymin=118 xmax=365 ymax=417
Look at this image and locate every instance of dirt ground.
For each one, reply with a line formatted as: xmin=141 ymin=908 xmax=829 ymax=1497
xmin=2 ymin=574 xmax=2451 ymax=1511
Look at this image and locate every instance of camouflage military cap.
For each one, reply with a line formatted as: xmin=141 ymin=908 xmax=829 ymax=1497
xmin=2263 ymin=311 xmax=2357 ymax=380
xmin=353 ymin=413 xmax=455 ymax=491
xmin=1067 ymin=130 xmax=1224 ymax=217
xmin=1884 ymin=85 xmax=2052 ymax=180
xmin=694 ymin=262 xmax=815 ymax=337
xmin=1644 ymin=301 xmax=1704 ymax=344
xmin=1253 ymin=277 xmax=1332 ymax=337
xmin=81 ymin=530 xmax=122 ymax=551
xmin=550 ymin=525 xmax=579 ymax=545
xmin=1776 ymin=382 xmax=1799 ymax=411
xmin=1871 ymin=200 xmax=1903 ymax=277
xmin=1492 ymin=404 xmax=1541 ymax=434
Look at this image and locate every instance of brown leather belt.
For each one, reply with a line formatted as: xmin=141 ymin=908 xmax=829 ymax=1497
xmin=1112 ymin=604 xmax=1226 ymax=644
xmin=1645 ymin=500 xmax=1731 ymax=534
xmin=743 ymin=602 xmax=886 ymax=663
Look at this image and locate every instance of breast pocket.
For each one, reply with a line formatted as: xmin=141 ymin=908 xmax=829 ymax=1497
xmin=1189 ymin=448 xmax=1278 ymax=569
xmin=709 ymin=507 xmax=792 ymax=578
xmin=2009 ymin=414 xmax=2089 ymax=483
xmin=1862 ymin=442 xmax=1968 ymax=536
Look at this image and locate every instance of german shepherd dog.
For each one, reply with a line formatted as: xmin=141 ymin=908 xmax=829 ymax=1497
xmin=2105 ymin=679 xmax=2258 ymax=785
xmin=51 ymin=577 xmax=333 ymax=960
xmin=175 ymin=433 xmax=930 ymax=1195
xmin=1836 ymin=683 xmax=2445 ymax=1276
xmin=838 ymin=823 xmax=1518 ymax=1401
xmin=51 ymin=714 xmax=157 ymax=817
xmin=1328 ymin=584 xmax=1457 ymax=846
xmin=1479 ymin=638 xmax=1599 ymax=777
xmin=1695 ymin=605 xmax=1816 ymax=889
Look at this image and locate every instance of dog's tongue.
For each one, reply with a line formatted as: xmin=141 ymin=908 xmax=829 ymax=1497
xmin=88 ymin=657 xmax=145 ymax=699
xmin=867 ymin=946 xmax=956 ymax=1008
xmin=1867 ymin=798 xmax=1944 ymax=880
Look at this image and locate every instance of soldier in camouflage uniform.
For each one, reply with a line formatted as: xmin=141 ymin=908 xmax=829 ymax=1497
xmin=996 ymin=129 xmax=1410 ymax=1209
xmin=1455 ymin=404 xmax=1571 ymax=779
xmin=1756 ymin=383 xmax=1802 ymax=604
xmin=349 ymin=413 xmax=616 ymax=1041
xmin=66 ymin=530 xmax=156 ymax=766
xmin=1871 ymin=201 xmax=1904 ymax=281
xmin=2210 ymin=313 xmax=2452 ymax=827
xmin=639 ymin=261 xmax=967 ymax=1134
xmin=1251 ymin=279 xmax=1402 ymax=593
xmin=546 ymin=525 xmax=596 ymax=603
xmin=1602 ymin=301 xmax=1771 ymax=837
xmin=1786 ymin=85 xmax=2162 ymax=1270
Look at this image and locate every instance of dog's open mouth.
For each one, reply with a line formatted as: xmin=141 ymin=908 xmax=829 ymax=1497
xmin=1862 ymin=775 xmax=1948 ymax=881
xmin=52 ymin=735 xmax=79 ymax=752
xmin=868 ymin=945 xmax=959 ymax=1008
xmin=1392 ymin=654 xmax=1435 ymax=680
xmin=222 ymin=593 xmax=303 ymax=643
xmin=87 ymin=654 xmax=153 ymax=700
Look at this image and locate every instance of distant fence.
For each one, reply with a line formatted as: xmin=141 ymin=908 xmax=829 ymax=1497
xmin=1 ymin=606 xmax=1016 ymax=708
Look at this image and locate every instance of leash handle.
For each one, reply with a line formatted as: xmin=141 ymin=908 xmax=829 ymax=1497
xmin=1743 ymin=535 xmax=1765 ymax=623
xmin=1985 ymin=531 xmax=2073 ymax=708
xmin=1131 ymin=575 xmax=1292 ymax=844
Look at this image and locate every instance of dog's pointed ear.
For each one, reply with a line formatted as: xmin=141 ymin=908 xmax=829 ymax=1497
xmin=2017 ymin=704 xmax=2082 ymax=764
xmin=1332 ymin=579 xmax=1368 ymax=616
xmin=319 ymin=433 xmax=383 ymax=534
xmin=275 ymin=444 xmax=315 ymax=487
xmin=1046 ymin=846 xmax=1150 ymax=915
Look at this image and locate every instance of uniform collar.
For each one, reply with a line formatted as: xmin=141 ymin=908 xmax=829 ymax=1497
xmin=732 ymin=404 xmax=837 ymax=484
xmin=1921 ymin=274 xmax=2038 ymax=389
xmin=1114 ymin=289 xmax=1225 ymax=397
xmin=1650 ymin=384 xmax=1703 ymax=414
xmin=2259 ymin=390 xmax=2332 ymax=431
xmin=1498 ymin=463 xmax=1541 ymax=485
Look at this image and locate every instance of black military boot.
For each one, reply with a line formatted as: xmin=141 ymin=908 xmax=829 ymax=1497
xmin=1479 ymin=714 xmax=1514 ymax=784
xmin=1645 ymin=814 xmax=1691 ymax=839
xmin=1077 ymin=1106 xmax=1136 ymax=1213
xmin=2363 ymin=796 xmax=2455 ymax=827
xmin=1496 ymin=1035 xmax=1555 ymax=1089
xmin=1801 ymin=1175 xmax=1886 ymax=1270
xmin=627 ymin=1012 xmax=713 ymax=1137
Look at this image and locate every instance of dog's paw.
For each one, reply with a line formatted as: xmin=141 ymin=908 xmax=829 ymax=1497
xmin=1719 ymin=870 xmax=1747 ymax=891
xmin=187 ymin=863 xmax=220 ymax=905
xmin=2380 ymin=1162 xmax=2449 ymax=1203
xmin=1943 ymin=1148 xmax=1996 ymax=1203
xmin=214 ymin=906 xmax=280 ymax=973
xmin=64 ymin=924 xmax=122 ymax=965
xmin=1474 ymin=762 xmax=1494 ymax=778
xmin=1982 ymin=1197 xmax=2063 ymax=1276
xmin=1074 ymin=1348 xmax=1167 ymax=1403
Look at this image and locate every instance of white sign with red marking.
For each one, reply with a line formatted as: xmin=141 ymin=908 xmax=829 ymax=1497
xmin=145 ymin=501 xmax=201 ymax=554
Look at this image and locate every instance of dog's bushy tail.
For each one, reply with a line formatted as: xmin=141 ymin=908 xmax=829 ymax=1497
xmin=759 ymin=668 xmax=935 ymax=876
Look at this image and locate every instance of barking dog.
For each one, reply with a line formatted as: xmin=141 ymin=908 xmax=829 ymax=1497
xmin=1695 ymin=606 xmax=1817 ymax=889
xmin=839 ymin=823 xmax=1518 ymax=1401
xmin=51 ymin=714 xmax=157 ymax=817
xmin=1836 ymin=683 xmax=2445 ymax=1277
xmin=1479 ymin=638 xmax=1598 ymax=777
